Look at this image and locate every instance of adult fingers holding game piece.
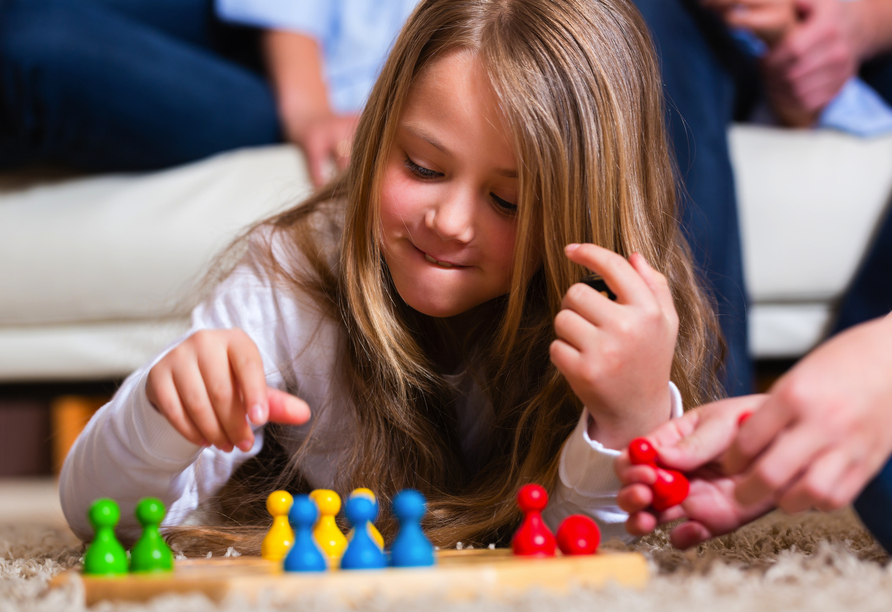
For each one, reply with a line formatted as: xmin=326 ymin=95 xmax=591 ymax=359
xmin=728 ymin=316 xmax=892 ymax=510
xmin=655 ymin=395 xmax=767 ymax=473
xmin=775 ymin=446 xmax=856 ymax=513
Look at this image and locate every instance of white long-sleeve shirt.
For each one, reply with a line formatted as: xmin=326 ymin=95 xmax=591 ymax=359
xmin=59 ymin=239 xmax=682 ymax=546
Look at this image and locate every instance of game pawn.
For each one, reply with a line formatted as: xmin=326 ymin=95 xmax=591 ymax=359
xmin=556 ymin=514 xmax=600 ymax=555
xmin=341 ymin=495 xmax=388 ymax=570
xmin=130 ymin=497 xmax=174 ymax=573
xmin=83 ymin=498 xmax=128 ymax=576
xmin=309 ymin=489 xmax=347 ymax=567
xmin=261 ymin=490 xmax=294 ymax=562
xmin=284 ymin=495 xmax=327 ymax=573
xmin=511 ymin=484 xmax=556 ymax=557
xmin=627 ymin=437 xmax=690 ymax=511
xmin=390 ymin=489 xmax=435 ymax=567
xmin=347 ymin=488 xmax=385 ymax=550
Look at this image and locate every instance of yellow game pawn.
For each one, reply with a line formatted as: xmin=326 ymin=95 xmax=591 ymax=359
xmin=261 ymin=490 xmax=294 ymax=561
xmin=309 ymin=489 xmax=347 ymax=567
xmin=347 ymin=488 xmax=385 ymax=550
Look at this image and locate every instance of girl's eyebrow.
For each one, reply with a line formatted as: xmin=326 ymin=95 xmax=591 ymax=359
xmin=400 ymin=124 xmax=517 ymax=178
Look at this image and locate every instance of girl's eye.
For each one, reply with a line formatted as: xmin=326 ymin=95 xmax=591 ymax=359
xmin=491 ymin=193 xmax=517 ymax=214
xmin=404 ymin=156 xmax=441 ymax=179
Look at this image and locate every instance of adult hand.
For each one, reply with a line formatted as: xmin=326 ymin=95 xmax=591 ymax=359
xmin=616 ymin=395 xmax=774 ymax=548
xmin=761 ymin=0 xmax=863 ymax=127
xmin=550 ymin=244 xmax=679 ymax=450
xmin=701 ymin=0 xmax=798 ymax=46
xmin=725 ymin=315 xmax=892 ymax=513
xmin=283 ymin=112 xmax=359 ymax=188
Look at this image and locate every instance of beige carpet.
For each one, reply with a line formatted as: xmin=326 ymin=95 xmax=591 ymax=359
xmin=1 ymin=480 xmax=890 ymax=611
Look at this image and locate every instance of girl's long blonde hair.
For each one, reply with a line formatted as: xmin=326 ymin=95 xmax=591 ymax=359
xmin=180 ymin=0 xmax=723 ymax=554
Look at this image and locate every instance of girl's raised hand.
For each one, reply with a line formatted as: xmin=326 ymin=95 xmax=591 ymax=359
xmin=550 ymin=244 xmax=679 ymax=450
xmin=145 ymin=329 xmax=311 ymax=453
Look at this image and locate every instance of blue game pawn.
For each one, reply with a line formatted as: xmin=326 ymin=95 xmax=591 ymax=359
xmin=340 ymin=496 xmax=387 ymax=570
xmin=283 ymin=495 xmax=327 ymax=573
xmin=390 ymin=489 xmax=435 ymax=567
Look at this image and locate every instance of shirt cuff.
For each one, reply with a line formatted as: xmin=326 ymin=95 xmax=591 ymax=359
xmin=559 ymin=381 xmax=684 ymax=496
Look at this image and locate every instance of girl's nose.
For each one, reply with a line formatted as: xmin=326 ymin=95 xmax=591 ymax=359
xmin=425 ymin=188 xmax=475 ymax=243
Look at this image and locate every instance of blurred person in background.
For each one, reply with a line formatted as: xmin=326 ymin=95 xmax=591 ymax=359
xmin=0 ymin=0 xmax=418 ymax=186
xmin=631 ymin=0 xmax=892 ymax=396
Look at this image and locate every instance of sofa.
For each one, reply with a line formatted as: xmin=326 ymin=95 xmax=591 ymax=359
xmin=1 ymin=126 xmax=891 ymax=383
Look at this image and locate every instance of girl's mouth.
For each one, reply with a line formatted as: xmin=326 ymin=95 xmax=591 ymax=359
xmin=424 ymin=253 xmax=455 ymax=268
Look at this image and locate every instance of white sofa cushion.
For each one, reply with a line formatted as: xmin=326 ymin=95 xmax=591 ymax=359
xmin=2 ymin=127 xmax=892 ymax=379
xmin=0 ymin=145 xmax=309 ymax=326
xmin=731 ymin=125 xmax=892 ymax=303
xmin=730 ymin=126 xmax=892 ymax=356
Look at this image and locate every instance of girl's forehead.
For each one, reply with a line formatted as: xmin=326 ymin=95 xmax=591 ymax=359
xmin=404 ymin=51 xmax=506 ymax=125
xmin=410 ymin=49 xmax=485 ymax=96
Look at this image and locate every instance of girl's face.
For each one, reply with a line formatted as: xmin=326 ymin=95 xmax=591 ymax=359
xmin=379 ymin=50 xmax=519 ymax=319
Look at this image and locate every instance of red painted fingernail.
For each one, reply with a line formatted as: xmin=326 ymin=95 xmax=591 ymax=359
xmin=738 ymin=411 xmax=753 ymax=426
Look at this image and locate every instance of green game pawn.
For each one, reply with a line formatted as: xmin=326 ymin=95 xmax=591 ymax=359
xmin=84 ymin=499 xmax=128 ymax=576
xmin=130 ymin=497 xmax=174 ymax=573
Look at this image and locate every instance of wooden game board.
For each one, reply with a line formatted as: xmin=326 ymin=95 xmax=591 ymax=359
xmin=50 ymin=549 xmax=648 ymax=605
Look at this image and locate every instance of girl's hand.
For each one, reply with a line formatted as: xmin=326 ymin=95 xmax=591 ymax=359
xmin=725 ymin=316 xmax=892 ymax=513
xmin=550 ymin=244 xmax=679 ymax=450
xmin=145 ymin=329 xmax=311 ymax=452
xmin=616 ymin=396 xmax=774 ymax=548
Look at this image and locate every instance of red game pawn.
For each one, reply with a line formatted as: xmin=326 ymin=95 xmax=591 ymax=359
xmin=556 ymin=515 xmax=600 ymax=555
xmin=651 ymin=469 xmax=689 ymax=511
xmin=628 ymin=437 xmax=658 ymax=466
xmin=512 ymin=484 xmax=556 ymax=557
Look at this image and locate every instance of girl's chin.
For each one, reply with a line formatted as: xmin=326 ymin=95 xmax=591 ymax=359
xmin=404 ymin=299 xmax=468 ymax=319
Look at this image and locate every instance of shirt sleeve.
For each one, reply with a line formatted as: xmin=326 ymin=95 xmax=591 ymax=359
xmin=542 ymin=382 xmax=684 ymax=543
xmin=215 ymin=0 xmax=334 ymax=39
xmin=58 ymin=258 xmax=293 ymax=544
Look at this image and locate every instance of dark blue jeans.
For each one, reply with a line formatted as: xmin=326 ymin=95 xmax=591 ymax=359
xmin=632 ymin=0 xmax=892 ymax=553
xmin=0 ymin=0 xmax=281 ymax=171
xmin=855 ymin=458 xmax=892 ymax=553
xmin=632 ymin=0 xmax=757 ymax=397
xmin=832 ymin=54 xmax=892 ymax=334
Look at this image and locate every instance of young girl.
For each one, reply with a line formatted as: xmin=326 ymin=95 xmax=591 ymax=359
xmin=60 ymin=0 xmax=722 ymax=550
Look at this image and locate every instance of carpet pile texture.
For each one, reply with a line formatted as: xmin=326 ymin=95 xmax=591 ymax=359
xmin=1 ymin=509 xmax=889 ymax=611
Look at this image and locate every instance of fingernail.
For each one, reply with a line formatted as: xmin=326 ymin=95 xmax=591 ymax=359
xmin=249 ymin=403 xmax=266 ymax=424
xmin=565 ymin=243 xmax=580 ymax=253
xmin=238 ymin=439 xmax=254 ymax=452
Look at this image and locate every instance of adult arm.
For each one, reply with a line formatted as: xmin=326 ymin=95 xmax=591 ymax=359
xmin=726 ymin=313 xmax=892 ymax=512
xmin=617 ymin=313 xmax=892 ymax=548
xmin=262 ymin=30 xmax=358 ymax=187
